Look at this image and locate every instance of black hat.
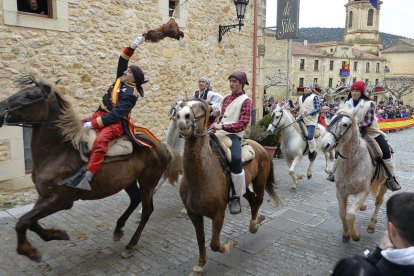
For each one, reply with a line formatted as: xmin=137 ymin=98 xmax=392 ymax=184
xmin=129 ymin=65 xmax=147 ymax=97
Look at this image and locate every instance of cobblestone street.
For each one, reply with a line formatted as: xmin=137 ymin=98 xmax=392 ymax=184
xmin=1 ymin=128 xmax=413 ymax=276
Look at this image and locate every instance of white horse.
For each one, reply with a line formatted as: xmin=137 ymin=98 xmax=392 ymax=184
xmin=321 ymin=107 xmax=388 ymax=242
xmin=267 ymin=104 xmax=333 ymax=190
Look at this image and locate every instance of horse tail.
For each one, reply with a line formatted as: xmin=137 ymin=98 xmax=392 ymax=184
xmin=161 ymin=144 xmax=182 ymax=186
xmin=265 ymin=158 xmax=282 ymax=207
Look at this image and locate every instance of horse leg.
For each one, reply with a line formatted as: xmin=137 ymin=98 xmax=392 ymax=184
xmin=337 ymin=193 xmax=350 ymax=242
xmin=16 ymin=194 xmax=73 ymax=262
xmin=306 ymin=159 xmax=315 ymax=179
xmin=244 ymin=189 xmax=265 ymax=234
xmin=367 ymin=183 xmax=387 ymax=234
xmin=348 ymin=192 xmax=369 ymax=241
xmin=288 ymin=156 xmax=301 ymax=190
xmin=323 ymin=151 xmax=332 ymax=174
xmin=113 ymin=181 xmax=141 ymax=241
xmin=187 ymin=211 xmax=207 ymax=274
xmin=210 ymin=212 xmax=237 ymax=254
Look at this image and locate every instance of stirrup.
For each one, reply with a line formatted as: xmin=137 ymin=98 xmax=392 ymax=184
xmin=229 ymin=197 xmax=241 ymax=215
xmin=386 ymin=176 xmax=401 ymax=192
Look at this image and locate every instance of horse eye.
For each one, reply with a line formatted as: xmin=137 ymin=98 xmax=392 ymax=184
xmin=185 ymin=114 xmax=190 ymax=120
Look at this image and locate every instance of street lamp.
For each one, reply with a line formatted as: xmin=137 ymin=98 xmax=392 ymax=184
xmin=218 ymin=0 xmax=249 ymax=42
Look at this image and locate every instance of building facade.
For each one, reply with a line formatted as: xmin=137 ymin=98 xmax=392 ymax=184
xmin=0 ymin=0 xmax=257 ymax=190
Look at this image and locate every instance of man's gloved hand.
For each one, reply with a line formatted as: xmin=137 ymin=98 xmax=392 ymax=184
xmin=130 ymin=36 xmax=145 ymax=50
xmin=83 ymin=122 xmax=92 ymax=129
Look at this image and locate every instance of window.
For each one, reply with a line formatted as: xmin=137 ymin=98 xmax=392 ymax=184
xmin=366 ymin=62 xmax=370 ymax=73
xmin=299 ymin=78 xmax=304 ymax=87
xmin=348 ymin=11 xmax=353 ymax=28
xmin=169 ymin=0 xmax=176 ymax=17
xmin=328 ymin=78 xmax=333 ymax=88
xmin=342 ymin=61 xmax=346 ymax=69
xmin=313 ymin=78 xmax=318 ymax=84
xmin=367 ymin=9 xmax=374 ymax=26
xmin=17 ymin=0 xmax=51 ymax=17
xmin=313 ymin=60 xmax=319 ymax=71
xmin=375 ymin=79 xmax=379 ymax=85
xmin=353 ymin=77 xmax=357 ymax=83
xmin=159 ymin=0 xmax=187 ymax=25
xmin=365 ymin=79 xmax=369 ymax=85
xmin=376 ymin=63 xmax=380 ymax=73
xmin=329 ymin=60 xmax=334 ymax=71
xmin=384 ymin=66 xmax=390 ymax=73
xmin=300 ymin=59 xmax=305 ymax=70
xmin=353 ymin=62 xmax=358 ymax=72
xmin=340 ymin=78 xmax=346 ymax=84
xmin=330 ymin=48 xmax=333 ymax=53
xmin=4 ymin=0 xmax=79 ymax=31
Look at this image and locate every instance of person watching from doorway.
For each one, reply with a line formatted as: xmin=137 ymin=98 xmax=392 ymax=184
xmin=332 ymin=191 xmax=414 ymax=275
xmin=21 ymin=0 xmax=47 ymax=14
xmin=210 ymin=71 xmax=251 ymax=215
xmin=298 ymin=83 xmax=321 ymax=161
xmin=191 ymin=76 xmax=223 ymax=125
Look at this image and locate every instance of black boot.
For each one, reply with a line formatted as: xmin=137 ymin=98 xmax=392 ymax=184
xmin=386 ymin=176 xmax=401 ymax=192
xmin=308 ymin=151 xmax=317 ymax=161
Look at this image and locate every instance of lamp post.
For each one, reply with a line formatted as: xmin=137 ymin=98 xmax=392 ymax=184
xmin=218 ymin=0 xmax=249 ymax=42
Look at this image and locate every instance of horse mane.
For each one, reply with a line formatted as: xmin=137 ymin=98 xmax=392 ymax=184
xmin=280 ymin=106 xmax=302 ymax=134
xmin=15 ymin=75 xmax=85 ymax=149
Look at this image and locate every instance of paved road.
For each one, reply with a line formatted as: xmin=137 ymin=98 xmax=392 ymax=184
xmin=1 ymin=128 xmax=413 ymax=275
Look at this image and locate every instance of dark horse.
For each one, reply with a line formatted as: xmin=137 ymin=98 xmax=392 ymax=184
xmin=175 ymin=99 xmax=281 ymax=274
xmin=0 ymin=76 xmax=180 ymax=262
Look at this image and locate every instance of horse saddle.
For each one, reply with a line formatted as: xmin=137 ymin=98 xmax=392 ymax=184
xmin=298 ymin=120 xmax=321 ymax=139
xmin=212 ymin=132 xmax=255 ymax=164
xmin=363 ymin=135 xmax=383 ymax=165
xmin=81 ymin=129 xmax=133 ymax=157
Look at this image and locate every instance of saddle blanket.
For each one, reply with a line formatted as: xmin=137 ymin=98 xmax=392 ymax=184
xmin=83 ymin=129 xmax=133 ymax=156
xmin=214 ymin=132 xmax=255 ymax=163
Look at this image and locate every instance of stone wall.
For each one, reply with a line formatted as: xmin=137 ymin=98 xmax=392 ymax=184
xmin=0 ymin=0 xmax=256 ymax=189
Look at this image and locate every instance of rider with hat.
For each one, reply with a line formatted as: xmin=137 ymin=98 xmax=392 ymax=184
xmin=298 ymin=83 xmax=321 ymax=161
xmin=75 ymin=35 xmax=150 ymax=190
xmin=210 ymin=71 xmax=251 ymax=215
xmin=192 ymin=76 xmax=223 ymax=125
xmin=329 ymin=81 xmax=400 ymax=191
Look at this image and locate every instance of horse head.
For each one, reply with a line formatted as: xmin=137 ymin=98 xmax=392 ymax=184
xmin=0 ymin=76 xmax=55 ymax=127
xmin=266 ymin=104 xmax=285 ymax=134
xmin=322 ymin=108 xmax=356 ymax=151
xmin=176 ymin=99 xmax=209 ymax=138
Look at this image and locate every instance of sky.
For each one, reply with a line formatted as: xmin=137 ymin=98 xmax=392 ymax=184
xmin=266 ymin=0 xmax=414 ymax=39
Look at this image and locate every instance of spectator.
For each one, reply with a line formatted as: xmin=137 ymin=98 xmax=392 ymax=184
xmin=20 ymin=0 xmax=48 ymax=15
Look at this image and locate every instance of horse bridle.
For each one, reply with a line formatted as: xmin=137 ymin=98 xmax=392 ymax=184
xmin=183 ymin=102 xmax=209 ymax=137
xmin=326 ymin=112 xmax=360 ymax=159
xmin=1 ymin=81 xmax=52 ymax=128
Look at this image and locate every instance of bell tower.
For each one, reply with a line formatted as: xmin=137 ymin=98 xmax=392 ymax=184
xmin=343 ymin=0 xmax=382 ymax=56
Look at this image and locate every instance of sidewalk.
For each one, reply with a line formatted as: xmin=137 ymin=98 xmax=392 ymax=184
xmin=0 ymin=128 xmax=413 ymax=275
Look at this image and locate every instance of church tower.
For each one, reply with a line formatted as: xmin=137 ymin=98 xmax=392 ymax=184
xmin=343 ymin=0 xmax=382 ymax=56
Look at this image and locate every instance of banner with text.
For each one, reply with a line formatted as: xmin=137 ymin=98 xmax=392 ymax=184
xmin=276 ymin=0 xmax=300 ymax=40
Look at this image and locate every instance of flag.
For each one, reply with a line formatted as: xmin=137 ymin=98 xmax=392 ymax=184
xmin=370 ymin=0 xmax=378 ymax=9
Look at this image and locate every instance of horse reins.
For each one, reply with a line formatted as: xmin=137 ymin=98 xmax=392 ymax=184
xmin=184 ymin=102 xmax=209 ymax=137
xmin=326 ymin=113 xmax=361 ymax=159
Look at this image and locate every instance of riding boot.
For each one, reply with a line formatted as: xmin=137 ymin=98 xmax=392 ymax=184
xmin=76 ymin=171 xmax=94 ymax=191
xmin=229 ymin=170 xmax=246 ymax=215
xmin=308 ymin=138 xmax=317 ymax=161
xmin=382 ymin=158 xmax=401 ymax=191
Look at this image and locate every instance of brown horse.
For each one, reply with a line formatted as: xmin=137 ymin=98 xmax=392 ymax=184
xmin=175 ymin=99 xmax=281 ymax=274
xmin=0 ymin=76 xmax=180 ymax=262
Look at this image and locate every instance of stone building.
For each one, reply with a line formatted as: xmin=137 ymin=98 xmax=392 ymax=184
xmin=0 ymin=0 xmax=258 ymax=190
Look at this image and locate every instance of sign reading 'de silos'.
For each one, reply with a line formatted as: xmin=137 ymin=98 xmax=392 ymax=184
xmin=276 ymin=0 xmax=300 ymax=40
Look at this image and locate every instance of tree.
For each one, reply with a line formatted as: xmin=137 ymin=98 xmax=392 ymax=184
xmin=381 ymin=77 xmax=414 ymax=100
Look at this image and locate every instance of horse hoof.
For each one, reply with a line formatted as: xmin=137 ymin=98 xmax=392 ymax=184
xmin=291 ymin=186 xmax=297 ymax=191
xmin=352 ymin=235 xmax=360 ymax=241
xmin=367 ymin=227 xmax=375 ymax=234
xmin=193 ymin=265 xmax=204 ymax=274
xmin=22 ymin=248 xmax=42 ymax=262
xmin=258 ymin=215 xmax=265 ymax=224
xmin=120 ymin=248 xmax=134 ymax=259
xmin=113 ymin=230 xmax=124 ymax=241
xmin=53 ymin=230 xmax=70 ymax=240
xmin=307 ymin=174 xmax=312 ymax=179
xmin=359 ymin=205 xmax=366 ymax=211
xmin=342 ymin=235 xmax=350 ymax=243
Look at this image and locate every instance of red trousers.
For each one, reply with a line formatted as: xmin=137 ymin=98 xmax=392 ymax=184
xmin=85 ymin=111 xmax=124 ymax=174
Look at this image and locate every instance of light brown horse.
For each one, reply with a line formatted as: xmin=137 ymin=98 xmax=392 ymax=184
xmin=0 ymin=76 xmax=180 ymax=262
xmin=175 ymin=99 xmax=281 ymax=274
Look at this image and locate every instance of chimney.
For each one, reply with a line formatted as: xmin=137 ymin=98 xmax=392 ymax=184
xmin=304 ymin=40 xmax=308 ymax=46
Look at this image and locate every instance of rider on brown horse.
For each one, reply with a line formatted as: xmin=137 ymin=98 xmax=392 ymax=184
xmin=210 ymin=71 xmax=251 ymax=214
xmin=73 ymin=35 xmax=154 ymax=190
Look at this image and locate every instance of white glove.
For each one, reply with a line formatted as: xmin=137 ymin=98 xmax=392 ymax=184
xmin=83 ymin=122 xmax=92 ymax=129
xmin=130 ymin=36 xmax=145 ymax=50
